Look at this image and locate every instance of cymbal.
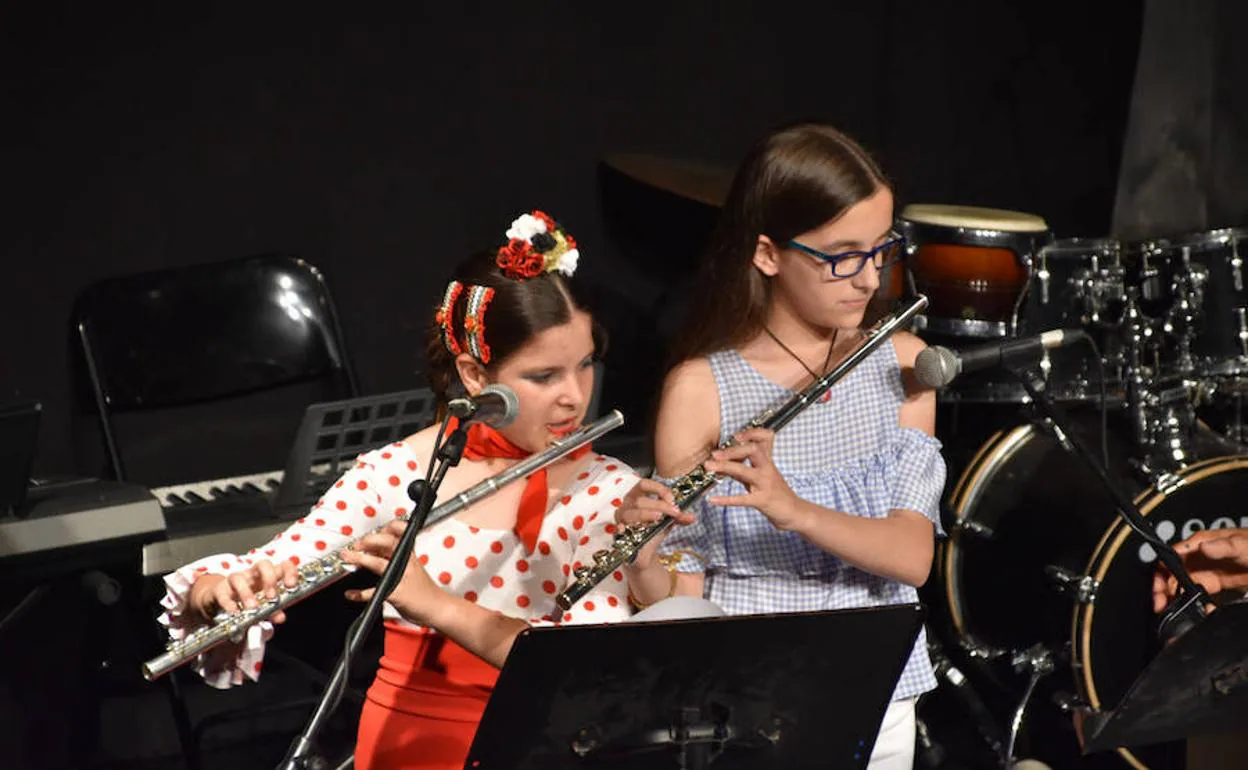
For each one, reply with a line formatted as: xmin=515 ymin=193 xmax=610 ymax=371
xmin=601 ymin=153 xmax=732 ymax=208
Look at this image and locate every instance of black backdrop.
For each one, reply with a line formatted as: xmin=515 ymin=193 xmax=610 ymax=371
xmin=1 ymin=2 xmax=1144 ymax=477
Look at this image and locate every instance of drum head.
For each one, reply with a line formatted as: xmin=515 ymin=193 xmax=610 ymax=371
xmin=901 ymin=204 xmax=1050 ymax=233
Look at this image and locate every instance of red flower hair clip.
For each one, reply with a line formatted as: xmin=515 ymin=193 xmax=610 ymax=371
xmin=495 ymin=210 xmax=580 ymax=280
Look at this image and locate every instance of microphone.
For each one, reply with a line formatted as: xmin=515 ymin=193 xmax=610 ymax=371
xmin=446 ymin=383 xmax=520 ymax=428
xmin=913 ymin=329 xmax=1086 ymax=389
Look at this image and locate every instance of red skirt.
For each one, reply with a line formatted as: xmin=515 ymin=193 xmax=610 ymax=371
xmin=354 ymin=621 xmax=499 ymax=770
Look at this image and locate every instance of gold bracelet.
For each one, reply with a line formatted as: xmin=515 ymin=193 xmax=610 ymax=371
xmin=628 ymin=570 xmax=676 ymax=610
xmin=627 ymin=550 xmax=704 ymax=609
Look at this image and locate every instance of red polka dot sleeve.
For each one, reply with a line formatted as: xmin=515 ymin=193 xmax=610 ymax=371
xmin=157 ymin=442 xmax=423 ymax=688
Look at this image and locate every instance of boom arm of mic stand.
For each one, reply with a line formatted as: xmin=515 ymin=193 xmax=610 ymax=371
xmin=277 ymin=420 xmax=468 ymax=769
xmin=1004 ymin=368 xmax=1209 ymax=641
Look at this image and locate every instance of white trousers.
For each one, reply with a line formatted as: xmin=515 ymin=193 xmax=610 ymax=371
xmin=867 ymin=697 xmax=916 ymax=770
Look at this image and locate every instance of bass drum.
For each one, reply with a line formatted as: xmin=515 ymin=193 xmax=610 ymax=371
xmin=940 ymin=413 xmax=1248 ymax=769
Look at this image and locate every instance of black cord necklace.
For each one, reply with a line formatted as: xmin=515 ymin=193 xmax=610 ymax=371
xmin=763 ymin=327 xmax=839 ymax=401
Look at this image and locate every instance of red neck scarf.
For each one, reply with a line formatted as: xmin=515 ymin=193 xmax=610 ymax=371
xmin=455 ymin=419 xmax=591 ymax=554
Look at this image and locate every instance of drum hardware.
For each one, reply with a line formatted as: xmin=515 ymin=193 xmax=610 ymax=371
xmin=1010 ymin=369 xmax=1210 ymax=617
xmin=1044 ymin=565 xmax=1099 ymax=604
xmin=1035 ymin=416 xmax=1073 ymax=451
xmin=1136 ymin=243 xmax=1165 ymax=303
xmin=954 ymin=518 xmax=995 ymax=539
xmin=1237 ymin=308 xmax=1248 ymax=357
xmin=1049 ymin=691 xmax=1087 ymax=716
xmin=1161 ymin=250 xmax=1207 ymax=376
xmin=927 ymin=638 xmax=1006 ymax=760
xmin=1035 ymin=349 xmax=1053 ymax=382
xmin=959 ymin=637 xmax=1009 ymax=663
xmin=1151 ymin=471 xmax=1184 ymax=495
xmin=1119 ymin=276 xmax=1208 ymax=466
xmin=1135 ymin=227 xmax=1248 ymax=381
xmin=1231 ymin=239 xmax=1244 ymax=291
xmin=1071 ymin=267 xmax=1127 ymax=324
xmin=1068 ymin=243 xmax=1126 ymax=326
xmin=1006 ymin=644 xmax=1056 ymax=769
xmin=1124 ymin=289 xmax=1156 ymax=451
xmin=1124 ymin=458 xmax=1192 ymax=499
xmin=1036 ymin=256 xmax=1050 ymax=305
xmin=1133 ymin=380 xmax=1203 ymax=468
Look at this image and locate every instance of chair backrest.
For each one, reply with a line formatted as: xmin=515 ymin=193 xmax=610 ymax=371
xmin=70 ymin=254 xmax=359 ymax=484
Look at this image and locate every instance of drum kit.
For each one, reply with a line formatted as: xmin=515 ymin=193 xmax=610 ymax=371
xmin=899 ymin=204 xmax=1248 ymax=769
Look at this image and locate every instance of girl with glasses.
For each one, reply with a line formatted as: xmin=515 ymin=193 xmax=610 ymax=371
xmin=616 ymin=123 xmax=945 ymax=769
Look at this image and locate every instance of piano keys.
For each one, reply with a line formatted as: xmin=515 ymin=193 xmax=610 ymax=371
xmin=139 ymin=463 xmax=334 ymax=576
xmin=149 ymin=469 xmax=284 ymax=509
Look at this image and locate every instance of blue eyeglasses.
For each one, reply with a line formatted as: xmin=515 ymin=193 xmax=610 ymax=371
xmin=787 ymin=234 xmax=906 ymax=279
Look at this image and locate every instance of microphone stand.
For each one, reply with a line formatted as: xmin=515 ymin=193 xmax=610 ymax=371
xmin=1004 ymin=367 xmax=1210 ymax=641
xmin=277 ymin=417 xmax=468 ymax=770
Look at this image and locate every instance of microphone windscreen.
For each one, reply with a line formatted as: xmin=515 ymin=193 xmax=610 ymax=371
xmin=479 ymin=383 xmax=520 ymax=428
xmin=914 ymin=346 xmax=959 ymax=389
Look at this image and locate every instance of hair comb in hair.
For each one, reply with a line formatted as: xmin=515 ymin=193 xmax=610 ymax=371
xmin=434 ymin=280 xmax=464 ymax=356
xmin=462 ymin=284 xmax=496 ymax=363
xmin=495 ymin=210 xmax=579 ymax=280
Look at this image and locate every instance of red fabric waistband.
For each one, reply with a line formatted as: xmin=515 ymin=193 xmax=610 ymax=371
xmin=366 ymin=621 xmax=499 ymax=721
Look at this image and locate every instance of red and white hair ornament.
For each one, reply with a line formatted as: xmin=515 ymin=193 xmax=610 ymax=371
xmin=462 ymin=284 xmax=496 ymax=364
xmin=495 ymin=210 xmax=579 ymax=280
xmin=434 ymin=280 xmax=464 ymax=356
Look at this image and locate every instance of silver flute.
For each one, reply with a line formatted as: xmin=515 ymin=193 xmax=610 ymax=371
xmin=555 ymin=295 xmax=928 ymax=611
xmin=144 ymin=409 xmax=625 ymax=681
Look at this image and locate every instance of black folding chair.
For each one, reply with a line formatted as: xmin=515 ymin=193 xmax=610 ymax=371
xmin=69 ymin=253 xmax=361 ymax=769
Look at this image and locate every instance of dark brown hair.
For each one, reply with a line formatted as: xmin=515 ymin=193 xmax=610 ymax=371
xmin=425 ymin=249 xmax=605 ymax=405
xmin=667 ymin=122 xmax=890 ymax=366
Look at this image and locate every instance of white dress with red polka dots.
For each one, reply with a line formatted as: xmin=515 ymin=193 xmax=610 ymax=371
xmin=159 ymin=442 xmax=638 ymax=688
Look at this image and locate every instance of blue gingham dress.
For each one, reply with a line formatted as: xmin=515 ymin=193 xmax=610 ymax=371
xmin=658 ymin=338 xmax=946 ymax=700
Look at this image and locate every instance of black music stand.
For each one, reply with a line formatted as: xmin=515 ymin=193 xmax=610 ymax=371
xmin=273 ymin=387 xmax=438 ymax=511
xmin=465 ymin=604 xmax=925 ymax=769
xmin=1084 ymin=599 xmax=1248 ymax=754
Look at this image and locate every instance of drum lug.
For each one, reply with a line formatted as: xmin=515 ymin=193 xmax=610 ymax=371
xmin=1152 ymin=470 xmax=1184 ymax=495
xmin=954 ymin=518 xmax=995 ymax=539
xmin=1233 ymin=240 xmax=1244 ymax=292
xmin=1236 ymin=307 xmax=1248 ymax=359
xmin=958 ymin=637 xmax=1007 ymax=662
xmin=1010 ymin=644 xmax=1055 ymax=677
xmin=1037 ymin=417 xmax=1075 ymax=452
xmin=1044 ymin=565 xmax=1099 ymax=604
xmin=1051 ymin=691 xmax=1087 ymax=715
